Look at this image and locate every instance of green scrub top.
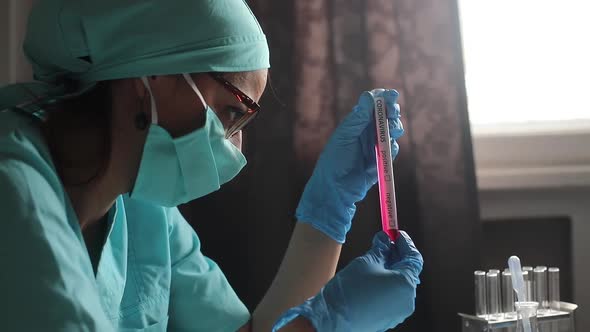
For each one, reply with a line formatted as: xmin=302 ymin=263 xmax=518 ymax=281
xmin=0 ymin=110 xmax=250 ymax=331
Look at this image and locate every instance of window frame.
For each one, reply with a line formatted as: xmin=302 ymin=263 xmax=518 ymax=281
xmin=472 ymin=120 xmax=590 ymax=190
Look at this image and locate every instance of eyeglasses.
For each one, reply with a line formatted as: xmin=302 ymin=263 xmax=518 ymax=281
xmin=209 ymin=73 xmax=261 ymax=138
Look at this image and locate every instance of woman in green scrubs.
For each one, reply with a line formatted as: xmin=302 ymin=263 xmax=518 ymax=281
xmin=0 ymin=0 xmax=422 ymax=331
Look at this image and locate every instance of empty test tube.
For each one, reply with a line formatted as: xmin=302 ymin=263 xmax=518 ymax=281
xmin=534 ymin=266 xmax=549 ymax=310
xmin=522 ymin=267 xmax=533 ymax=301
xmin=475 ymin=271 xmax=487 ymax=317
xmin=486 ymin=271 xmax=502 ymax=319
xmin=548 ymin=267 xmax=560 ymax=311
xmin=502 ymin=270 xmax=516 ymax=316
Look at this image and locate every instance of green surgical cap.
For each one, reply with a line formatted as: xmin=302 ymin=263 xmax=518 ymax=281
xmin=0 ymin=0 xmax=270 ymax=112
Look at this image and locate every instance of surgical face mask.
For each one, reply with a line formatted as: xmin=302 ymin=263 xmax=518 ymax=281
xmin=130 ymin=74 xmax=247 ymax=207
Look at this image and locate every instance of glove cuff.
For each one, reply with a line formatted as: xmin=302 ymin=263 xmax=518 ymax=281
xmin=271 ymin=296 xmax=334 ymax=332
xmin=296 ymin=218 xmax=347 ymax=244
xmin=295 ymin=201 xmax=355 ymax=244
xmin=271 ymin=309 xmax=304 ymax=332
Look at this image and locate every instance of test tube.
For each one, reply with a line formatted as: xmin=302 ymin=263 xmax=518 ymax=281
xmin=548 ymin=267 xmax=560 ymax=311
xmin=522 ymin=271 xmax=533 ymax=302
xmin=373 ymin=92 xmax=399 ymax=241
xmin=487 ymin=271 xmax=502 ymax=320
xmin=522 ymin=267 xmax=533 ymax=301
xmin=502 ymin=270 xmax=516 ymax=317
xmin=475 ymin=271 xmax=488 ymax=317
xmin=534 ymin=266 xmax=548 ymax=311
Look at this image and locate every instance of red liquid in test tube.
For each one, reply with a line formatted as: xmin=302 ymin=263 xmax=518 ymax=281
xmin=373 ymin=93 xmax=399 ymax=241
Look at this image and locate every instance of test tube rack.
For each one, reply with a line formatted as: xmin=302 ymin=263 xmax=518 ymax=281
xmin=458 ymin=301 xmax=577 ymax=332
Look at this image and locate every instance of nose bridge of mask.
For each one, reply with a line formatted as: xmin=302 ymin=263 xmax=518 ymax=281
xmin=140 ymin=77 xmax=159 ymax=125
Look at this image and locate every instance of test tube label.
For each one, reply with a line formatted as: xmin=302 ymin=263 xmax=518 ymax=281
xmin=373 ymin=94 xmax=398 ymax=233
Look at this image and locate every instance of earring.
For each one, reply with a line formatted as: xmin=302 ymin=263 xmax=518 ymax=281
xmin=135 ymin=112 xmax=149 ymax=130
xmin=135 ymin=95 xmax=150 ymax=130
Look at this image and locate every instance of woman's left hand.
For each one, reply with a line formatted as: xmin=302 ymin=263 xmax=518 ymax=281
xmin=272 ymin=231 xmax=423 ymax=332
xmin=296 ymin=89 xmax=403 ymax=243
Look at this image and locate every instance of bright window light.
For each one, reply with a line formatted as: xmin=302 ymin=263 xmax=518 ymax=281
xmin=458 ymin=1 xmax=590 ymax=126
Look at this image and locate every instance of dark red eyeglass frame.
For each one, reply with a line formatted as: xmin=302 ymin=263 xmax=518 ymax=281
xmin=209 ymin=73 xmax=261 ymax=138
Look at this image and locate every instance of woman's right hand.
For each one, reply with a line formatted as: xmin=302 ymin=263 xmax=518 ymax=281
xmin=272 ymin=231 xmax=423 ymax=332
xmin=296 ymin=89 xmax=403 ymax=244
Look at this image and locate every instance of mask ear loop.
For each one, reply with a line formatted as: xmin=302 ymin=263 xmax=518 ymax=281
xmin=182 ymin=74 xmax=208 ymax=110
xmin=140 ymin=77 xmax=158 ymax=125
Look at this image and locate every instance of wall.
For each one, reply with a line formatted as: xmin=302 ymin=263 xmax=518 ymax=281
xmin=1 ymin=0 xmax=35 ymax=85
xmin=0 ymin=1 xmax=10 ymax=84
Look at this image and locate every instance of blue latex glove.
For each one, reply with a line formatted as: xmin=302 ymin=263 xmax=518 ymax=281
xmin=272 ymin=231 xmax=423 ymax=332
xmin=296 ymin=89 xmax=404 ymax=243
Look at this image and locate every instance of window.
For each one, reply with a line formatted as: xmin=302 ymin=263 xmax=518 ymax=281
xmin=458 ymin=0 xmax=590 ymax=128
xmin=458 ymin=1 xmax=590 ymax=190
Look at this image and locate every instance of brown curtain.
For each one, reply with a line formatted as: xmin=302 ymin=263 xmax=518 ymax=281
xmin=180 ymin=0 xmax=481 ymax=331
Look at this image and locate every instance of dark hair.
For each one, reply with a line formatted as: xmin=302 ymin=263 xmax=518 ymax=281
xmin=39 ymin=81 xmax=113 ymax=186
